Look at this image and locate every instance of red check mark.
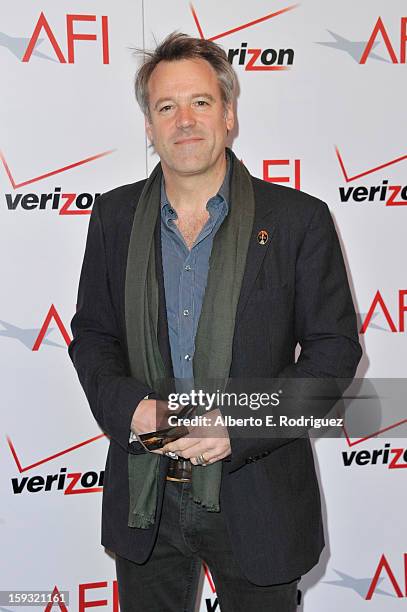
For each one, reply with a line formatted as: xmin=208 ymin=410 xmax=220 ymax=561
xmin=343 ymin=419 xmax=407 ymax=448
xmin=7 ymin=433 xmax=106 ymax=473
xmin=0 ymin=148 xmax=116 ymax=189
xmin=189 ymin=2 xmax=299 ymax=41
xmin=335 ymin=146 xmax=407 ymax=183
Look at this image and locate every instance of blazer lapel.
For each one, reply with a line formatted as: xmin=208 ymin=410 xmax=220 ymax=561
xmin=235 ymin=177 xmax=275 ymax=322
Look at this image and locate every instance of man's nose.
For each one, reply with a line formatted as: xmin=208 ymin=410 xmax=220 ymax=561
xmin=175 ymin=106 xmax=196 ymax=129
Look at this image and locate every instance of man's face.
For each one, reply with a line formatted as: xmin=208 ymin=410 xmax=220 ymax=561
xmin=145 ymin=57 xmax=234 ymax=176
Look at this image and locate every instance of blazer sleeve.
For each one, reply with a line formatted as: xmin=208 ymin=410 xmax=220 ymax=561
xmin=226 ymin=200 xmax=363 ymax=473
xmin=68 ymin=195 xmax=156 ymax=454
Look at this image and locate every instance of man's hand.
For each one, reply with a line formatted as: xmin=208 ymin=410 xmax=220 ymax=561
xmin=131 ymin=399 xmax=175 ymax=455
xmin=161 ymin=408 xmax=231 ymax=465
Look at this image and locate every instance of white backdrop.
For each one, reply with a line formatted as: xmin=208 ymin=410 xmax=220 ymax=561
xmin=1 ymin=1 xmax=406 ymax=610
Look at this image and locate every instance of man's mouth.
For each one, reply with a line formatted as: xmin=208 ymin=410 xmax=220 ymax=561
xmin=174 ymin=137 xmax=204 ymax=145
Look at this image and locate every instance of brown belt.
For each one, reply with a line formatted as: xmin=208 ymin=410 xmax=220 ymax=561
xmin=166 ymin=457 xmax=192 ymax=482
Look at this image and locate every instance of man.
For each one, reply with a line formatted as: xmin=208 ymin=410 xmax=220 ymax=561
xmin=69 ymin=32 xmax=362 ymax=612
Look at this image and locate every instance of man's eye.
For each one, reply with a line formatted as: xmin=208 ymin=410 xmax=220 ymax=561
xmin=159 ymin=105 xmax=172 ymax=113
xmin=195 ymin=100 xmax=209 ymax=106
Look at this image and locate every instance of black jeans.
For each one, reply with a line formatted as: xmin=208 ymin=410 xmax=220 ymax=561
xmin=116 ymin=480 xmax=300 ymax=612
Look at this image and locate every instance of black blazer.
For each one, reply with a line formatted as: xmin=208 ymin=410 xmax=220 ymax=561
xmin=69 ymin=160 xmax=362 ymax=585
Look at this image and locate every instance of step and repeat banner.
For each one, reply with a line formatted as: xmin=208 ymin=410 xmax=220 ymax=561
xmin=1 ymin=1 xmax=406 ymax=610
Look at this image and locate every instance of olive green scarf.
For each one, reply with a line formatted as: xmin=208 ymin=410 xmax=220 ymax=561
xmin=125 ymin=148 xmax=255 ymax=528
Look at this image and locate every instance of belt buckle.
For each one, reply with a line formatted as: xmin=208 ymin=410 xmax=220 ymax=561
xmin=166 ymin=458 xmax=192 ymax=483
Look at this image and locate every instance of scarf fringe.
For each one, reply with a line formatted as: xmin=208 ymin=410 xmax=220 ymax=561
xmin=129 ymin=513 xmax=156 ymax=529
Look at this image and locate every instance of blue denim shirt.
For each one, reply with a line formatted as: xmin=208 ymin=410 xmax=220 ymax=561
xmin=160 ymin=152 xmax=231 ymax=381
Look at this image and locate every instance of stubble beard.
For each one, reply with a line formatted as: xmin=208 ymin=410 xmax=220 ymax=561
xmin=160 ymin=139 xmax=217 ymax=177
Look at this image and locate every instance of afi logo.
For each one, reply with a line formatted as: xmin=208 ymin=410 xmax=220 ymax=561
xmin=78 ymin=581 xmax=119 ymax=612
xmin=360 ymin=290 xmax=407 ymax=333
xmin=33 ymin=304 xmax=71 ymax=350
xmin=44 ymin=586 xmax=68 ymax=612
xmin=366 ymin=554 xmax=407 ymax=599
xmin=42 ymin=581 xmax=120 ymax=612
xmin=263 ymin=159 xmax=301 ymax=189
xmin=22 ymin=12 xmax=109 ymax=64
xmin=0 ymin=305 xmax=71 ymax=351
xmin=361 ymin=17 xmax=407 ymax=64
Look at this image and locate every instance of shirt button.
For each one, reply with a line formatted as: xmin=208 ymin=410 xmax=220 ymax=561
xmin=183 ymin=309 xmax=189 ymax=316
xmin=184 ymin=354 xmax=192 ymax=361
xmin=184 ymin=265 xmax=191 ymax=271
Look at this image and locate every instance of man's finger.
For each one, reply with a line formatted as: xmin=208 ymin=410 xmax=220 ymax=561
xmin=162 ymin=437 xmax=203 ymax=455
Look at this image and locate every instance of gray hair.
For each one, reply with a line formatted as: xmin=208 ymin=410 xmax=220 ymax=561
xmin=134 ymin=32 xmax=237 ymax=118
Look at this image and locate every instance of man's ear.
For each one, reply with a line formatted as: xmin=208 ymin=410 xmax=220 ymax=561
xmin=145 ymin=113 xmax=153 ymax=144
xmin=225 ymin=103 xmax=235 ymax=133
